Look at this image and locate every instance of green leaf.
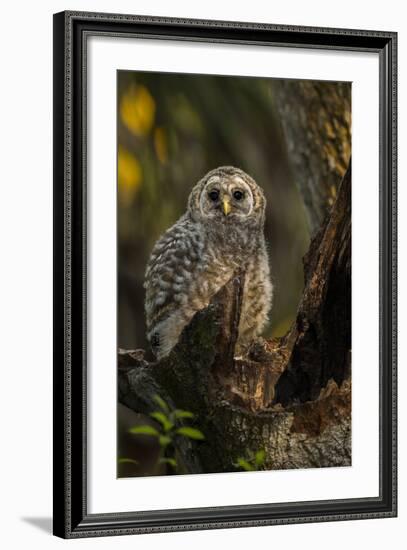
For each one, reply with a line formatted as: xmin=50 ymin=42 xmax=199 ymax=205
xmin=176 ymin=427 xmax=205 ymax=440
xmin=159 ymin=435 xmax=172 ymax=447
xmin=173 ymin=409 xmax=195 ymax=420
xmin=128 ymin=425 xmax=160 ymax=437
xmin=255 ymin=449 xmax=266 ymax=466
xmin=118 ymin=457 xmax=139 ymax=465
xmin=153 ymin=394 xmax=170 ymax=413
xmin=159 ymin=457 xmax=177 ymax=468
xmin=235 ymin=458 xmax=255 ymax=471
xmin=150 ymin=411 xmax=173 ymax=432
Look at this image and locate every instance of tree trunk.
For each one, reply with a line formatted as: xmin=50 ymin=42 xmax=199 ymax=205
xmin=118 ymin=81 xmax=352 ymax=474
xmin=272 ymin=80 xmax=351 ymax=233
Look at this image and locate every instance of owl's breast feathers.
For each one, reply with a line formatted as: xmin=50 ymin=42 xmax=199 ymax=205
xmin=144 ymin=210 xmax=269 ymax=358
xmin=144 ymin=213 xmax=269 ymax=358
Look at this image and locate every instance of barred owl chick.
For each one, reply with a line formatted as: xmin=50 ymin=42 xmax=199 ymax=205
xmin=144 ymin=166 xmax=273 ymax=359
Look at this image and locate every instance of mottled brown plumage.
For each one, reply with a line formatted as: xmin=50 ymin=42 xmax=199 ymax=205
xmin=144 ymin=166 xmax=273 ymax=359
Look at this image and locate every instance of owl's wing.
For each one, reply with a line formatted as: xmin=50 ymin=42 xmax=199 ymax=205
xmin=144 ymin=216 xmax=204 ymax=332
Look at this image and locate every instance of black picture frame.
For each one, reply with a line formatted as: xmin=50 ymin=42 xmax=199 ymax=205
xmin=53 ymin=10 xmax=397 ymax=538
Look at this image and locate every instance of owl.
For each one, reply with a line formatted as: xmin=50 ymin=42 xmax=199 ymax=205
xmin=144 ymin=166 xmax=273 ymax=360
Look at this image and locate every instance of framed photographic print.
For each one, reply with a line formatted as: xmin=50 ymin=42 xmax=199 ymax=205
xmin=53 ymin=11 xmax=397 ymax=538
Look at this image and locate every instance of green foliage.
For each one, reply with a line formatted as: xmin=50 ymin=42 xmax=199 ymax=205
xmin=234 ymin=449 xmax=267 ymax=472
xmin=254 ymin=449 xmax=266 ymax=466
xmin=173 ymin=409 xmax=195 ymax=419
xmin=158 ymin=435 xmax=172 ymax=447
xmin=150 ymin=411 xmax=173 ymax=432
xmin=153 ymin=394 xmax=170 ymax=413
xmin=118 ymin=457 xmax=139 ymax=466
xmin=176 ymin=427 xmax=205 ymax=440
xmin=122 ymin=394 xmax=205 ymax=475
xmin=128 ymin=425 xmax=160 ymax=436
xmin=159 ymin=457 xmax=177 ymax=468
xmin=235 ymin=458 xmax=255 ymax=472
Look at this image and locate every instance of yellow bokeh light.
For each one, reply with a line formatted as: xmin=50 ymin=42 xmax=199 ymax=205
xmin=118 ymin=147 xmax=142 ymax=206
xmin=154 ymin=127 xmax=168 ymax=164
xmin=120 ymin=85 xmax=156 ymax=136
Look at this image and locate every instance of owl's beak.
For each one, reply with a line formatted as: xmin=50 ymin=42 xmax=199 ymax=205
xmin=222 ymin=197 xmax=231 ymax=216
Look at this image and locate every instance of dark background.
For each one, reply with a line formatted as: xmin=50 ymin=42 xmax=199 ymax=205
xmin=117 ymin=70 xmax=310 ymax=353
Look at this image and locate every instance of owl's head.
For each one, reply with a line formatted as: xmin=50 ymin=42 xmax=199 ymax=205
xmin=188 ymin=166 xmax=266 ymax=226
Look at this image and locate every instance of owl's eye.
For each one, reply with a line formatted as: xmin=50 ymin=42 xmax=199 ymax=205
xmin=208 ymin=190 xmax=219 ymax=201
xmin=233 ymin=190 xmax=244 ymax=201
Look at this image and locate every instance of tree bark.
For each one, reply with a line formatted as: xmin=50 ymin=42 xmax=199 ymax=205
xmin=118 ymin=81 xmax=352 ymax=474
xmin=272 ymin=80 xmax=351 ymax=234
